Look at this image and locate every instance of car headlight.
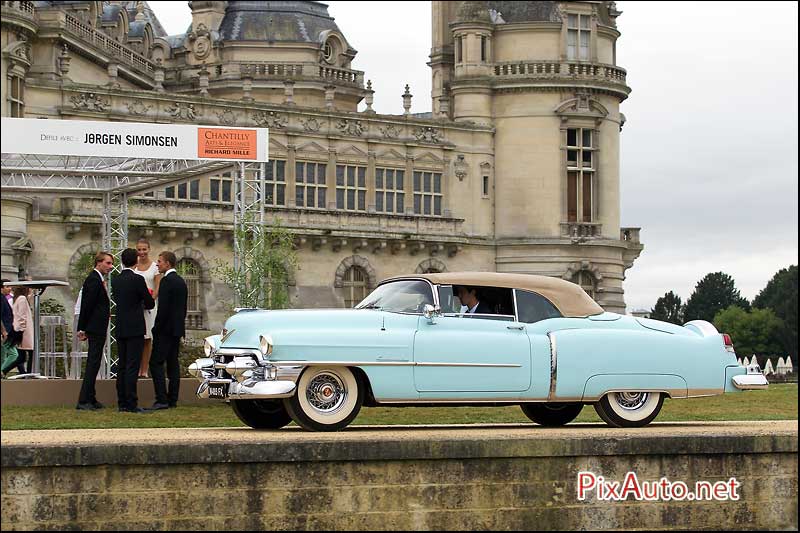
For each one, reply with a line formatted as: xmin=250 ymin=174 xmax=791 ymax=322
xmin=259 ymin=334 xmax=273 ymax=357
xmin=204 ymin=336 xmax=219 ymax=357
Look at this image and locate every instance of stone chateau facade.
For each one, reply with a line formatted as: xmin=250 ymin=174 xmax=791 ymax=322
xmin=1 ymin=0 xmax=643 ymax=337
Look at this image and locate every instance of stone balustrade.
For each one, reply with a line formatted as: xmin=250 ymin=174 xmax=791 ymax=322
xmin=1 ymin=0 xmax=34 ymax=16
xmin=62 ymin=12 xmax=156 ymax=77
xmin=211 ymin=62 xmax=364 ymax=88
xmin=620 ymin=227 xmax=641 ymax=244
xmin=493 ymin=60 xmax=627 ymax=84
xmin=560 ymin=222 xmax=603 ymax=240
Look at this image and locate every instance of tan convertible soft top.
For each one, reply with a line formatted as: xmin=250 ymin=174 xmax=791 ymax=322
xmin=384 ymin=272 xmax=604 ymax=318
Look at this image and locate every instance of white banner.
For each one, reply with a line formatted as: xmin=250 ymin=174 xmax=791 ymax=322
xmin=1 ymin=118 xmax=268 ymax=162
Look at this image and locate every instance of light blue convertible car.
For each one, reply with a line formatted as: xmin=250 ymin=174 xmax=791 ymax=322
xmin=190 ymin=272 xmax=767 ymax=431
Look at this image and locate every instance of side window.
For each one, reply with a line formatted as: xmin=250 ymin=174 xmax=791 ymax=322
xmin=515 ymin=290 xmax=562 ymax=323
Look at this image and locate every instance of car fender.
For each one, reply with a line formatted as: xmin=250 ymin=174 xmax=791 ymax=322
xmin=582 ymin=374 xmax=688 ymax=401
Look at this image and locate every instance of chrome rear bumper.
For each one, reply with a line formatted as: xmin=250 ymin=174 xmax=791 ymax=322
xmin=732 ymin=364 xmax=769 ymax=390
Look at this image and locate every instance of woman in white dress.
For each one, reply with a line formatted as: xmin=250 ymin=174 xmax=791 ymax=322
xmin=134 ymin=238 xmax=162 ymax=378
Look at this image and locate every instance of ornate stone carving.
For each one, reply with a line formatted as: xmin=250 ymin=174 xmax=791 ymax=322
xmin=70 ymin=92 xmax=109 ymax=112
xmin=165 ymin=101 xmax=200 ymax=121
xmin=216 ymin=108 xmax=238 ymax=126
xmin=413 ymin=126 xmax=441 ymax=144
xmin=380 ymin=124 xmax=400 ymax=139
xmin=188 ymin=23 xmax=212 ymax=60
xmin=252 ymin=110 xmax=288 ymax=129
xmin=454 ymin=154 xmax=469 ymax=181
xmin=301 ymin=117 xmax=322 ymax=132
xmin=126 ymin=99 xmax=151 ymax=116
xmin=336 ymin=119 xmax=366 ymax=137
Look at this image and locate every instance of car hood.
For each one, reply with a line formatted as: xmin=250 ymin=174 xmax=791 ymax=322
xmin=221 ymin=308 xmax=386 ymax=350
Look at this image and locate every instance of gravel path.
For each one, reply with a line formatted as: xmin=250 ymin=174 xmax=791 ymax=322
xmin=2 ymin=420 xmax=796 ymax=447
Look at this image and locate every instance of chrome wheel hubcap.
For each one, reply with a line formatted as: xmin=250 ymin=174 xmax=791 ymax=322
xmin=307 ymin=372 xmax=347 ymax=413
xmin=615 ymin=392 xmax=648 ymax=410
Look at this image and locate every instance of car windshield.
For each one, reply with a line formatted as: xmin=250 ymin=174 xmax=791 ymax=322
xmin=355 ymin=280 xmax=434 ymax=313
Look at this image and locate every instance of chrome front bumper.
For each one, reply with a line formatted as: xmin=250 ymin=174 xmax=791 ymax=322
xmin=190 ymin=352 xmax=302 ymax=400
xmin=732 ymin=364 xmax=769 ymax=390
xmin=196 ymin=378 xmax=296 ymax=400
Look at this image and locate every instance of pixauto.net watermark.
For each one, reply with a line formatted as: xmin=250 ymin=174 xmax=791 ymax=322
xmin=577 ymin=471 xmax=741 ymax=502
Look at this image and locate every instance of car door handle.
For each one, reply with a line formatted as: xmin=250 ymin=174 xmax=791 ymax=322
xmin=506 ymin=325 xmax=525 ymax=330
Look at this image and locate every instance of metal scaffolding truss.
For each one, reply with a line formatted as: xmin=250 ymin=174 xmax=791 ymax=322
xmin=1 ymin=153 xmax=234 ymax=195
xmin=1 ymin=152 xmax=241 ymax=378
xmin=233 ymin=161 xmax=269 ymax=307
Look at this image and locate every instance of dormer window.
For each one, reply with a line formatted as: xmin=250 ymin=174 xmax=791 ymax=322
xmin=322 ymin=40 xmax=335 ymax=64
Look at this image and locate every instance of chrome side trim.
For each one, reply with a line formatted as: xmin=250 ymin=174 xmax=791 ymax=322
xmin=547 ymin=332 xmax=557 ymax=401
xmin=270 ymin=360 xmax=521 ymax=368
xmin=416 ymin=362 xmax=521 ymax=368
xmin=377 ymin=398 xmax=526 ymax=404
xmin=685 ymin=388 xmax=724 ymax=397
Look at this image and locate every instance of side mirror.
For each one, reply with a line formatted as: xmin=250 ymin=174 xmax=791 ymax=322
xmin=423 ymin=304 xmax=441 ymax=323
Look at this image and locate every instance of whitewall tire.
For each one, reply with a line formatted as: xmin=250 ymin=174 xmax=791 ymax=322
xmin=594 ymin=391 xmax=664 ymax=428
xmin=285 ymin=366 xmax=363 ymax=431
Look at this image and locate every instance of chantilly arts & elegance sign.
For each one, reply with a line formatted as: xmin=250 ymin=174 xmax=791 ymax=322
xmin=1 ymin=118 xmax=269 ymax=162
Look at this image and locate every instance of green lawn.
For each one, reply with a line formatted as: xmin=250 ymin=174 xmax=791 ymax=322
xmin=2 ymin=384 xmax=796 ymax=431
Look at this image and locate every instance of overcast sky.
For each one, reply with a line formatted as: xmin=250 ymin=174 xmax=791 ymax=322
xmin=151 ymin=1 xmax=798 ymax=311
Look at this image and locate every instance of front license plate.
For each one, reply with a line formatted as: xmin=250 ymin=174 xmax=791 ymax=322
xmin=208 ymin=382 xmax=229 ymax=399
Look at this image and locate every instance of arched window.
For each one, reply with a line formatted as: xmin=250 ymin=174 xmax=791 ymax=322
xmin=571 ymin=270 xmax=596 ymax=300
xmin=342 ymin=266 xmax=368 ymax=308
xmin=177 ymin=258 xmax=203 ymax=329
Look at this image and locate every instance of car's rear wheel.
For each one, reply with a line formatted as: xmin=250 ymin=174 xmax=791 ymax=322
xmin=230 ymin=399 xmax=292 ymax=429
xmin=520 ymin=402 xmax=584 ymax=426
xmin=594 ymin=391 xmax=664 ymax=428
xmin=284 ymin=366 xmax=363 ymax=431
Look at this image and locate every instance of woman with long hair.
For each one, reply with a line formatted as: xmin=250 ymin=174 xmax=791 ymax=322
xmin=133 ymin=238 xmax=161 ymax=377
xmin=11 ymin=286 xmax=33 ymax=374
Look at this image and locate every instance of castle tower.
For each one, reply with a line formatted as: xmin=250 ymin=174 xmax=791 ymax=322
xmin=431 ymin=1 xmax=642 ymax=313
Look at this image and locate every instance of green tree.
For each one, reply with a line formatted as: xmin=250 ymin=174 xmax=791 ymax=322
xmin=683 ymin=272 xmax=750 ymax=323
xmin=649 ymin=291 xmax=684 ymax=324
xmin=213 ymin=217 xmax=297 ymax=311
xmin=713 ymin=306 xmax=784 ymax=366
xmin=68 ymin=251 xmax=97 ymax=296
xmin=753 ymin=265 xmax=798 ymax=360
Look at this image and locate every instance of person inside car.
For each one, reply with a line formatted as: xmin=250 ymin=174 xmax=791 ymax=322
xmin=455 ymin=286 xmax=493 ymax=315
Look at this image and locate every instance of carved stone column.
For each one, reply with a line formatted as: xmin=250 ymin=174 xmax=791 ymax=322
xmin=0 ymin=198 xmax=32 ymax=279
xmin=284 ymin=80 xmax=295 ymax=106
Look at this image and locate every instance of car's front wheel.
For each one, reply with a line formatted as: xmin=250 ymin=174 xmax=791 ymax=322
xmin=594 ymin=391 xmax=665 ymax=428
xmin=284 ymin=366 xmax=363 ymax=431
xmin=230 ymin=399 xmax=292 ymax=429
xmin=520 ymin=402 xmax=584 ymax=426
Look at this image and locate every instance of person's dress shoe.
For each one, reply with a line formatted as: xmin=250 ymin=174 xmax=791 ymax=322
xmin=147 ymin=402 xmax=170 ymax=411
xmin=120 ymin=407 xmax=148 ymax=413
xmin=92 ymin=401 xmax=105 ymax=409
xmin=76 ymin=402 xmax=98 ymax=410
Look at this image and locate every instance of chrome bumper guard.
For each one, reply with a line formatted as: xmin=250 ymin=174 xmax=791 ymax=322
xmin=732 ymin=364 xmax=769 ymax=390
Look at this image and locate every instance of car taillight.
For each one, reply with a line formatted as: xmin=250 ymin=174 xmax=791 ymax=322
xmin=722 ymin=333 xmax=735 ymax=353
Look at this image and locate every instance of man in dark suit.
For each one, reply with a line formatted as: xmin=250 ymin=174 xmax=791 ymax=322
xmin=112 ymin=248 xmax=155 ymax=413
xmin=148 ymin=251 xmax=188 ymax=410
xmin=76 ymin=251 xmax=114 ymax=410
xmin=456 ymin=286 xmax=493 ymax=315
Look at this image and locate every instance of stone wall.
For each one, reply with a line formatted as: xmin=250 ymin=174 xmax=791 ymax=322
xmin=1 ymin=424 xmax=796 ymax=530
